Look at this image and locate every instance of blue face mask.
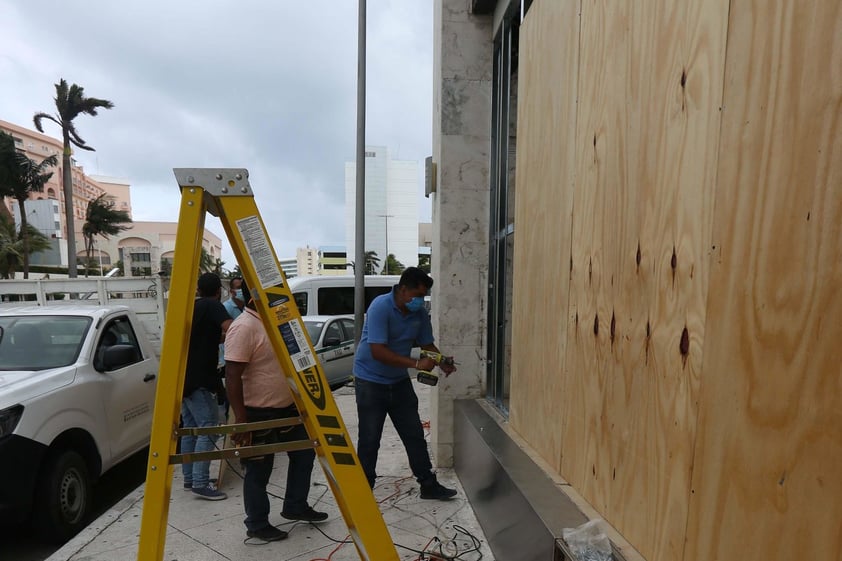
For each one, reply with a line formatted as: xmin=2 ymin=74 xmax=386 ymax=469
xmin=406 ymin=296 xmax=425 ymax=312
xmin=233 ymin=289 xmax=244 ymax=301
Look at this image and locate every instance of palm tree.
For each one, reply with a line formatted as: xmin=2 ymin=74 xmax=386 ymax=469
xmin=15 ymin=155 xmax=57 ymax=279
xmin=418 ymin=253 xmax=431 ymax=273
xmin=34 ymin=79 xmax=114 ymax=278
xmin=199 ymin=247 xmax=218 ymax=274
xmin=82 ymin=194 xmax=131 ymax=277
xmin=382 ymin=253 xmax=405 ymax=275
xmin=0 ymin=212 xmax=51 ymax=279
xmin=0 ymin=131 xmax=58 ymax=278
xmin=364 ymin=250 xmax=380 ymax=275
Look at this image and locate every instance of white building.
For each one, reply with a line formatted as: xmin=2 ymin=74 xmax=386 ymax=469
xmin=296 ymin=246 xmax=318 ymax=276
xmin=278 ymin=257 xmax=297 ymax=279
xmin=344 ymin=146 xmax=419 ymax=271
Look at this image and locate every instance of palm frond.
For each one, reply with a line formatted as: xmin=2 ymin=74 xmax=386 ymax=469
xmin=68 ymin=126 xmax=90 ymax=150
xmin=80 ymin=98 xmax=115 ymax=115
xmin=32 ymin=112 xmax=61 ymax=133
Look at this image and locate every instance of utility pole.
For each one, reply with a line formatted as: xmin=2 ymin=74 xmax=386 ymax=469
xmin=354 ymin=0 xmax=366 ymax=344
xmin=376 ymin=213 xmax=394 ymax=274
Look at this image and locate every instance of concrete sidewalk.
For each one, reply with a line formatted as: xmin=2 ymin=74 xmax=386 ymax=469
xmin=47 ymin=383 xmax=493 ymax=561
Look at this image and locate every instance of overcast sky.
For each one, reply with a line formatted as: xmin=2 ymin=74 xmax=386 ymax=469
xmin=0 ymin=0 xmax=433 ymax=267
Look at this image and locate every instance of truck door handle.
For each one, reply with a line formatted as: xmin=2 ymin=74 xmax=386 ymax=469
xmin=143 ymin=373 xmax=156 ymax=382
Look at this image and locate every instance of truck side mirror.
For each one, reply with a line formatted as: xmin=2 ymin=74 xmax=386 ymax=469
xmin=103 ymin=344 xmax=141 ymax=371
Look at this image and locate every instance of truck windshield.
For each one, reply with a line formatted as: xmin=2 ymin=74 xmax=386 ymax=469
xmin=0 ymin=316 xmax=92 ymax=371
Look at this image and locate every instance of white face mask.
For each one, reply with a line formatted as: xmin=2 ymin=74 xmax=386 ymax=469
xmin=233 ymin=289 xmax=244 ymax=301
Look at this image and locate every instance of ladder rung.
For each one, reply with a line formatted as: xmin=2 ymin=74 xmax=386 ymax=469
xmin=171 ymin=439 xmax=316 ymax=464
xmin=175 ymin=416 xmax=303 ymax=437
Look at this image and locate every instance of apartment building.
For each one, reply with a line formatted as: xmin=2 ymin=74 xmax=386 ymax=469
xmin=1 ymin=119 xmax=221 ymax=276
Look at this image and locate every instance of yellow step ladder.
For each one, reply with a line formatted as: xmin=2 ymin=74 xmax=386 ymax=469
xmin=136 ymin=168 xmax=399 ymax=561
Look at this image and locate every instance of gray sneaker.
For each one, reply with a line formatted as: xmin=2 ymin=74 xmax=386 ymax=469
xmin=192 ymin=483 xmax=227 ymax=501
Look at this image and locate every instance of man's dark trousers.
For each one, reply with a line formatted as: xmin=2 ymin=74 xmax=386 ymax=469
xmin=241 ymin=405 xmax=315 ymax=532
xmin=354 ymin=377 xmax=434 ymax=487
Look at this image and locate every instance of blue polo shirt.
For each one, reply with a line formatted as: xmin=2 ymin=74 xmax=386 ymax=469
xmin=353 ymin=286 xmax=434 ymax=384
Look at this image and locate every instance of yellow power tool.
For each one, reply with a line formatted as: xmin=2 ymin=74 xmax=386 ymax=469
xmin=416 ymin=350 xmax=456 ymax=386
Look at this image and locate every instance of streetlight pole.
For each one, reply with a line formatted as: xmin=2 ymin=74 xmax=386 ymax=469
xmin=353 ymin=0 xmax=366 ymax=344
xmin=376 ymin=213 xmax=394 ymax=274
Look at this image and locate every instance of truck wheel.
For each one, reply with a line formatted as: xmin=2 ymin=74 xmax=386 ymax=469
xmin=33 ymin=449 xmax=91 ymax=543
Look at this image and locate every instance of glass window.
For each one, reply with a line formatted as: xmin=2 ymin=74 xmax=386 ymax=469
xmin=303 ymin=320 xmax=324 ymax=342
xmin=94 ymin=316 xmax=143 ymax=372
xmin=323 ymin=321 xmax=342 ymax=346
xmin=0 ymin=315 xmax=91 ymax=371
xmin=338 ymin=318 xmax=355 ymax=341
xmin=486 ymin=8 xmax=521 ymax=415
xmin=364 ymin=286 xmax=393 ymax=311
xmin=318 ymin=287 xmax=355 ymax=315
xmin=293 ymin=291 xmax=308 ymax=315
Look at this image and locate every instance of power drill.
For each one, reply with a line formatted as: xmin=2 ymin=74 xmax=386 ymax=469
xmin=416 ymin=350 xmax=456 ymax=386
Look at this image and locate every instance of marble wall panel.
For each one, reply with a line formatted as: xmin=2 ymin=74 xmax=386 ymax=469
xmin=439 ymin=134 xmax=491 ymax=191
xmin=441 ymin=78 xmax=493 ymax=137
xmin=442 ymin=19 xmax=495 ymax=81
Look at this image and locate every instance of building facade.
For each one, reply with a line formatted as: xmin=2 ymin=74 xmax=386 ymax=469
xmin=318 ymin=245 xmax=347 ymax=276
xmin=344 ymin=146 xmax=419 ymax=271
xmin=296 ymin=246 xmax=319 ymax=276
xmin=432 ymin=1 xmax=842 ymax=561
xmin=1 ymin=119 xmax=222 ymax=276
xmin=278 ymin=257 xmax=297 ymax=279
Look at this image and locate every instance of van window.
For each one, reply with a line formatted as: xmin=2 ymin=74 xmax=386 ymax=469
xmin=316 ymin=285 xmax=395 ymax=315
xmin=293 ymin=291 xmax=308 ymax=315
xmin=365 ymin=286 xmax=393 ymax=309
xmin=318 ymin=287 xmax=354 ymax=315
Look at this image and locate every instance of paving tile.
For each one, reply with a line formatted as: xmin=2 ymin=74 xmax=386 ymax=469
xmin=50 ymin=382 xmax=495 ymax=561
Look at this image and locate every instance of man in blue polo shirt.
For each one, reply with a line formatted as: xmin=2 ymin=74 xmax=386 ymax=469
xmin=353 ymin=267 xmax=457 ymax=500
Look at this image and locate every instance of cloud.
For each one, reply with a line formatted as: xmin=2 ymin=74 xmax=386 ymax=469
xmin=0 ymin=0 xmax=433 ymax=266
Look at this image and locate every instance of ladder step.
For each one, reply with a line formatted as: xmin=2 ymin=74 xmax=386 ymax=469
xmin=175 ymin=416 xmax=303 ymax=437
xmin=172 ymin=439 xmax=316 ymax=464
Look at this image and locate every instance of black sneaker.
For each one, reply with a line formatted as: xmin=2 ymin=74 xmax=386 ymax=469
xmin=420 ymin=480 xmax=458 ymax=500
xmin=281 ymin=506 xmax=329 ymax=523
xmin=246 ymin=525 xmax=288 ymax=542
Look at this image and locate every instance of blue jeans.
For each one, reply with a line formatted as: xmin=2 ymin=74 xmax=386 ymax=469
xmin=354 ymin=377 xmax=433 ymax=487
xmin=180 ymin=388 xmax=220 ymax=488
xmin=241 ymin=405 xmax=315 ymax=532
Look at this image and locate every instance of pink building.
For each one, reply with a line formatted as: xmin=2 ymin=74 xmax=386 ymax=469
xmin=0 ymin=119 xmax=222 ymax=275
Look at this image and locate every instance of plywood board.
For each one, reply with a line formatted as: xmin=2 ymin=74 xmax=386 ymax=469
xmin=509 ymin=0 xmax=580 ymax=473
xmin=561 ymin=0 xmax=628 ymax=519
xmin=686 ymin=2 xmax=842 ymax=560
xmin=601 ymin=1 xmax=727 ymax=559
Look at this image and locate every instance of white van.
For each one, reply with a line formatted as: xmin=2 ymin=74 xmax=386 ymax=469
xmin=288 ymin=275 xmax=400 ymax=316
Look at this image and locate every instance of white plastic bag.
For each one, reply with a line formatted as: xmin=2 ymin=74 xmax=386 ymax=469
xmin=562 ymin=518 xmax=613 ymax=561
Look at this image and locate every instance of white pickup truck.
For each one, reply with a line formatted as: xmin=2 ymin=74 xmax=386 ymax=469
xmin=0 ymin=305 xmax=159 ymax=542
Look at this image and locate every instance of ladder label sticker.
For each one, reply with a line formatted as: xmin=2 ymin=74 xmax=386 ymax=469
xmin=235 ymin=215 xmax=284 ymax=289
xmin=274 ymin=303 xmax=293 ymax=323
xmin=265 ymin=289 xmax=290 ymax=309
xmin=278 ymin=319 xmax=316 ymax=373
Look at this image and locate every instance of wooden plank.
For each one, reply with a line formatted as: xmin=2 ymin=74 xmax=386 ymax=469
xmin=514 ymin=1 xmax=728 ymax=559
xmin=686 ymin=2 xmax=842 ymax=560
xmin=561 ymin=0 xmax=629 ymax=520
xmin=602 ymin=1 xmax=727 ymax=560
xmin=509 ymin=0 xmax=580 ymax=474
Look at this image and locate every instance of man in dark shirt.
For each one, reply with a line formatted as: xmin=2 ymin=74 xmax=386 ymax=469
xmin=181 ymin=272 xmax=233 ymax=500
